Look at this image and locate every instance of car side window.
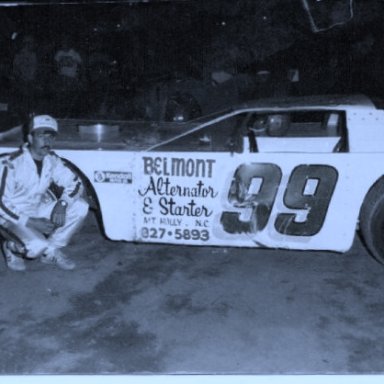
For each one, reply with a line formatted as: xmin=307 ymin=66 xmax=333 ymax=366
xmin=246 ymin=110 xmax=346 ymax=153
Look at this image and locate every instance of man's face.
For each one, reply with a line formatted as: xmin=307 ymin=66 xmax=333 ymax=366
xmin=28 ymin=128 xmax=57 ymax=160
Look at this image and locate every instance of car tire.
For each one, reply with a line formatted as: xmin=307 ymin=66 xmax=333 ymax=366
xmin=359 ymin=180 xmax=384 ymax=264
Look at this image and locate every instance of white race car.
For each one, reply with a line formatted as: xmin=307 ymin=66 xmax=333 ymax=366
xmin=1 ymin=94 xmax=384 ymax=262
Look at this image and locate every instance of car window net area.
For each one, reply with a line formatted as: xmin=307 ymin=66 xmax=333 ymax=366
xmin=245 ymin=110 xmax=346 ymax=153
xmin=246 ymin=111 xmax=342 ymax=138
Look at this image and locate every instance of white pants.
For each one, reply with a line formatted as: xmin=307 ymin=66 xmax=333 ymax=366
xmin=2 ymin=198 xmax=89 ymax=258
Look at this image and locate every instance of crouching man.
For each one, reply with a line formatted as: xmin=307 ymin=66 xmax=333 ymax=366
xmin=0 ymin=115 xmax=89 ymax=271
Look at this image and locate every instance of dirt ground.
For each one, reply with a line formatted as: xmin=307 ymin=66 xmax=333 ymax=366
xmin=1 ymin=212 xmax=384 ymax=376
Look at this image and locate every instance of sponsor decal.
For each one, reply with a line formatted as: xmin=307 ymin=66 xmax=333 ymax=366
xmin=138 ymin=156 xmax=218 ymax=243
xmin=94 ymin=170 xmax=132 ymax=184
xmin=142 ymin=156 xmax=215 ymax=178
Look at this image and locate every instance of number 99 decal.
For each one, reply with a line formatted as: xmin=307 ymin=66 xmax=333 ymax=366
xmin=220 ymin=163 xmax=338 ymax=237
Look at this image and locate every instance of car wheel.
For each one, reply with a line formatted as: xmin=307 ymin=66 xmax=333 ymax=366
xmin=359 ymin=180 xmax=384 ymax=264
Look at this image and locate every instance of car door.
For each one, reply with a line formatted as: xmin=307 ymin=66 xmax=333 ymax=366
xmin=133 ymin=108 xmax=359 ymax=254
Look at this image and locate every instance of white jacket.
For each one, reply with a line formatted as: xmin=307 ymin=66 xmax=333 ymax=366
xmin=0 ymin=144 xmax=84 ymax=226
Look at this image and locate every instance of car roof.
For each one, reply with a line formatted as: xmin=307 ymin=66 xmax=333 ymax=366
xmin=237 ymin=94 xmax=377 ymax=111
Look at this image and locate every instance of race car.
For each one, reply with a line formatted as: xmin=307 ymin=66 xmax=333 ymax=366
xmin=0 ymin=94 xmax=384 ymax=263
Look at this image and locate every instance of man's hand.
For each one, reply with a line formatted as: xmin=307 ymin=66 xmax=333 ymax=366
xmin=50 ymin=200 xmax=67 ymax=227
xmin=26 ymin=217 xmax=56 ymax=235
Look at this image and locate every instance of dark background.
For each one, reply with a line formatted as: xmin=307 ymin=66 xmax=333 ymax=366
xmin=1 ymin=0 xmax=384 ymax=121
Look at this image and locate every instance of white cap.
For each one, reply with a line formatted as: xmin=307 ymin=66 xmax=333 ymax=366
xmin=30 ymin=115 xmax=58 ymax=133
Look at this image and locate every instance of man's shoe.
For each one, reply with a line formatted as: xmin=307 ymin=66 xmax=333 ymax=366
xmin=41 ymin=249 xmax=76 ymax=270
xmin=2 ymin=241 xmax=26 ymax=272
